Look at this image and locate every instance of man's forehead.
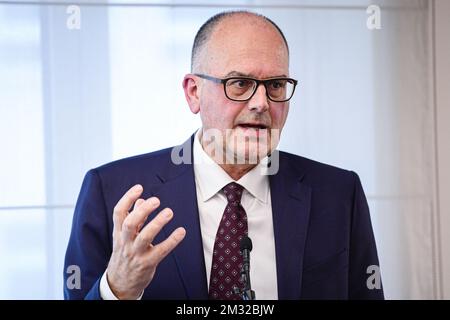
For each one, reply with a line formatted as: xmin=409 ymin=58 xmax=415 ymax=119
xmin=209 ymin=43 xmax=288 ymax=77
xmin=225 ymin=70 xmax=288 ymax=78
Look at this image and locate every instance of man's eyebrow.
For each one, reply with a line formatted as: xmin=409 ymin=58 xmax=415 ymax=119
xmin=224 ymin=71 xmax=288 ymax=78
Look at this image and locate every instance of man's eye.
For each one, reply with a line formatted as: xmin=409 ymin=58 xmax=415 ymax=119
xmin=229 ymin=79 xmax=251 ymax=88
xmin=270 ymin=80 xmax=285 ymax=89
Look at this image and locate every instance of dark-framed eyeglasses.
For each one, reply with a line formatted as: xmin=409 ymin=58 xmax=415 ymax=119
xmin=194 ymin=73 xmax=298 ymax=102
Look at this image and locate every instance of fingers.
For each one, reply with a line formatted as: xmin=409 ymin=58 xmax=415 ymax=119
xmin=134 ymin=198 xmax=145 ymax=210
xmin=121 ymin=197 xmax=160 ymax=241
xmin=134 ymin=208 xmax=174 ymax=252
xmin=134 ymin=199 xmax=146 ymax=231
xmin=113 ymin=184 xmax=143 ymax=235
xmin=151 ymin=227 xmax=186 ymax=265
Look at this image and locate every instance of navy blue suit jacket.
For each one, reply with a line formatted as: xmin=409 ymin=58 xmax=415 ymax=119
xmin=64 ymin=135 xmax=383 ymax=299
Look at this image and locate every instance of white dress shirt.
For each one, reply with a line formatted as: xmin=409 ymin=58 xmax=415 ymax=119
xmin=100 ymin=130 xmax=278 ymax=299
xmin=193 ymin=129 xmax=278 ymax=300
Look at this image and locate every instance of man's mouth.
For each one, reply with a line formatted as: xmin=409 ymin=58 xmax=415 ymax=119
xmin=236 ymin=123 xmax=269 ymax=130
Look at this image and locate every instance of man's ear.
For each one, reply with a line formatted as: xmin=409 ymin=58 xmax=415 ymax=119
xmin=182 ymin=74 xmax=201 ymax=114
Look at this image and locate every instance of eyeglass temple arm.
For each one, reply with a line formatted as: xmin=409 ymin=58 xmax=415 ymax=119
xmin=193 ymin=73 xmax=223 ymax=84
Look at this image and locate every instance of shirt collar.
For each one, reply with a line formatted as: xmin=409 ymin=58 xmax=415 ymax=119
xmin=193 ymin=129 xmax=269 ymax=204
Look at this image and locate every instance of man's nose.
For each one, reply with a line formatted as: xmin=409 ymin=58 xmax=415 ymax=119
xmin=248 ymin=84 xmax=269 ymax=113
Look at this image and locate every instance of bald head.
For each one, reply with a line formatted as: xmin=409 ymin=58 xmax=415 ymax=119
xmin=191 ymin=11 xmax=289 ymax=73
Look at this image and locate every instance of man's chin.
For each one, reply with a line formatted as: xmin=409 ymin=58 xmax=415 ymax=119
xmin=225 ymin=145 xmax=270 ymax=166
xmin=201 ymin=127 xmax=279 ymax=165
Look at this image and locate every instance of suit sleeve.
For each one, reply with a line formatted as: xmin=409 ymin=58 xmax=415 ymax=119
xmin=64 ymin=169 xmax=112 ymax=300
xmin=348 ymin=172 xmax=384 ymax=299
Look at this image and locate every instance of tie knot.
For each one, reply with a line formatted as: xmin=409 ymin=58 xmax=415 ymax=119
xmin=223 ymin=182 xmax=244 ymax=204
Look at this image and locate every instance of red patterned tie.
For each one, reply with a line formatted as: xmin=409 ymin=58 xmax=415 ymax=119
xmin=208 ymin=182 xmax=248 ymax=300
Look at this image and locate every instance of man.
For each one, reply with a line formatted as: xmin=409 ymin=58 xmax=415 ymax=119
xmin=64 ymin=11 xmax=383 ymax=300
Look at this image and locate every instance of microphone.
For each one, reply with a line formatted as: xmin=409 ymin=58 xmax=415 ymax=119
xmin=240 ymin=236 xmax=252 ymax=275
xmin=239 ymin=236 xmax=255 ymax=300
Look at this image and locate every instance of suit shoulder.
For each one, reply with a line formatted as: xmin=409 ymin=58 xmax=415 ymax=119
xmin=93 ymin=147 xmax=174 ymax=179
xmin=279 ymin=150 xmax=359 ymax=187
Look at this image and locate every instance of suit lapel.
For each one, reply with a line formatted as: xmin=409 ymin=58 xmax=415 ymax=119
xmin=270 ymin=152 xmax=311 ymax=299
xmin=152 ymin=136 xmax=209 ymax=299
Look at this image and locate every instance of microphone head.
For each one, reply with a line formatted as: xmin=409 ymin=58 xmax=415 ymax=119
xmin=240 ymin=236 xmax=253 ymax=252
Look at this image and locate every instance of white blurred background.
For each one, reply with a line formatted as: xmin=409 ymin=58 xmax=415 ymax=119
xmin=0 ymin=0 xmax=449 ymax=299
